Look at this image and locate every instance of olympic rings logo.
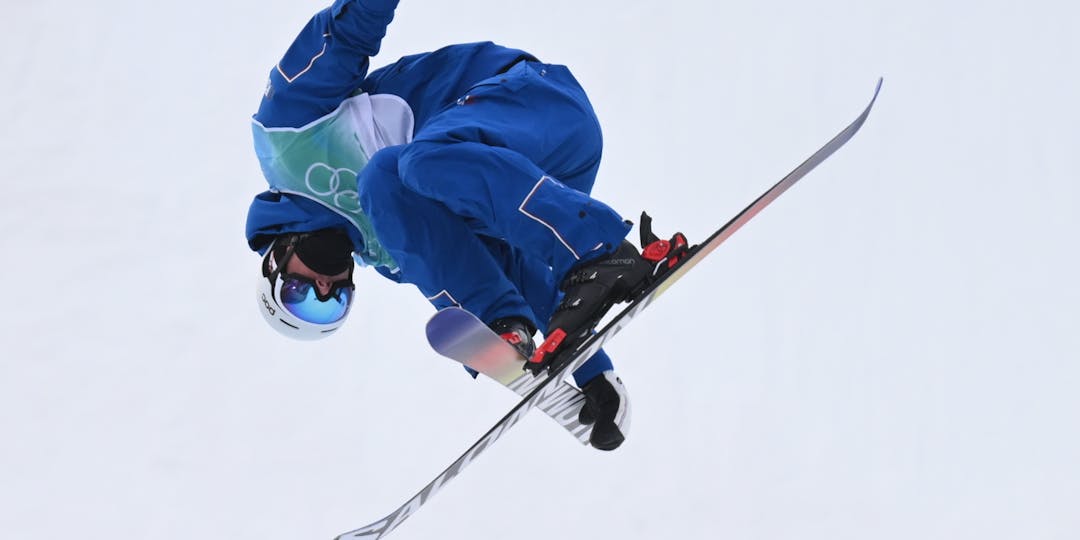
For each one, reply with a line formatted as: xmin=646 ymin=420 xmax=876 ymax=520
xmin=305 ymin=162 xmax=362 ymax=215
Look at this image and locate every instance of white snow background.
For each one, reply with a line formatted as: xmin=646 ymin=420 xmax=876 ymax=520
xmin=1 ymin=0 xmax=1077 ymax=539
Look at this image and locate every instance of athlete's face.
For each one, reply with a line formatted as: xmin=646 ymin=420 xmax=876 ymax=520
xmin=285 ymin=252 xmax=352 ymax=298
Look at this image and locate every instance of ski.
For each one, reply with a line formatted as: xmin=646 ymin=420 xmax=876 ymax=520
xmin=335 ymin=78 xmax=882 ymax=540
xmin=425 ymin=307 xmax=590 ymax=444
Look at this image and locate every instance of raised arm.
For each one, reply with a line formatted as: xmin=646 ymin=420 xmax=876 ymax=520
xmin=255 ymin=0 xmax=400 ymax=128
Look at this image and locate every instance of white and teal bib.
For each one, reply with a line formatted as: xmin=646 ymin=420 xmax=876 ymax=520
xmin=252 ymin=93 xmax=414 ymax=268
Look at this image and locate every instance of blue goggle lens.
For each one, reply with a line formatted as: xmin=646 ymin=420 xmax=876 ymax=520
xmin=279 ymin=278 xmax=353 ymax=324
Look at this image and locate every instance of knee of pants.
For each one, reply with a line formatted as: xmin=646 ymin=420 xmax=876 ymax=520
xmin=396 ymin=140 xmax=482 ymax=200
xmin=357 ymin=146 xmax=411 ymax=216
xmin=397 ymin=140 xmax=440 ymax=194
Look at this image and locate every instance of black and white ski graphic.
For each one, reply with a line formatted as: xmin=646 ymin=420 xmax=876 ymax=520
xmin=335 ymin=78 xmax=882 ymax=540
xmin=426 ymin=307 xmax=590 ymax=444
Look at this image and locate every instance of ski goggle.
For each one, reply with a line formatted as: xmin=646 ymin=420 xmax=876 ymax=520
xmin=277 ymin=273 xmax=354 ymax=324
xmin=263 ymin=236 xmax=355 ymax=325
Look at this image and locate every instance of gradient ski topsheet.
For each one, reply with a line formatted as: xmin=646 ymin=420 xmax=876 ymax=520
xmin=426 ymin=307 xmax=590 ymax=444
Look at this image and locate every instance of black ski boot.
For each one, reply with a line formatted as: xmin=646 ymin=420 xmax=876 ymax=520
xmin=579 ymin=371 xmax=631 ymax=451
xmin=488 ymin=316 xmax=537 ymax=359
xmin=528 ymin=213 xmax=691 ymax=373
xmin=528 ymin=240 xmax=652 ymax=372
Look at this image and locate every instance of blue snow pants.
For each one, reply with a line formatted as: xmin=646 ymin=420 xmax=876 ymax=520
xmin=358 ymin=61 xmax=629 ymax=385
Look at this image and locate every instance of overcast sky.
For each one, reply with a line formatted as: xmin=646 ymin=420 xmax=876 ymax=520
xmin=1 ymin=1 xmax=1078 ymax=539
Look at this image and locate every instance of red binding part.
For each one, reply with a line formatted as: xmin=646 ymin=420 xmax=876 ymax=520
xmin=667 ymin=233 xmax=689 ymax=268
xmin=642 ymin=240 xmax=671 ymax=262
xmin=530 ymin=328 xmax=567 ymax=365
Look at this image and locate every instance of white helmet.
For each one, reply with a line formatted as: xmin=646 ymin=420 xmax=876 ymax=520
xmin=255 ymin=232 xmax=355 ymax=340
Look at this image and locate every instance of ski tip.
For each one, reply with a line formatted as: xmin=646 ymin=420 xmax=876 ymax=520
xmin=869 ymin=77 xmax=883 ymax=105
xmin=425 ymin=307 xmax=476 ymax=349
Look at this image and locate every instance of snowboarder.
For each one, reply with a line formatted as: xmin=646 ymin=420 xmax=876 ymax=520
xmin=246 ymin=0 xmax=686 ymax=450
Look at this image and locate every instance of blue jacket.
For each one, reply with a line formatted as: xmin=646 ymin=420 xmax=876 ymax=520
xmin=246 ymin=0 xmax=533 ymax=256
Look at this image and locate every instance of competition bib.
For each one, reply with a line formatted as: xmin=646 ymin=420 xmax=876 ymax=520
xmin=253 ymin=93 xmax=414 ymax=268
